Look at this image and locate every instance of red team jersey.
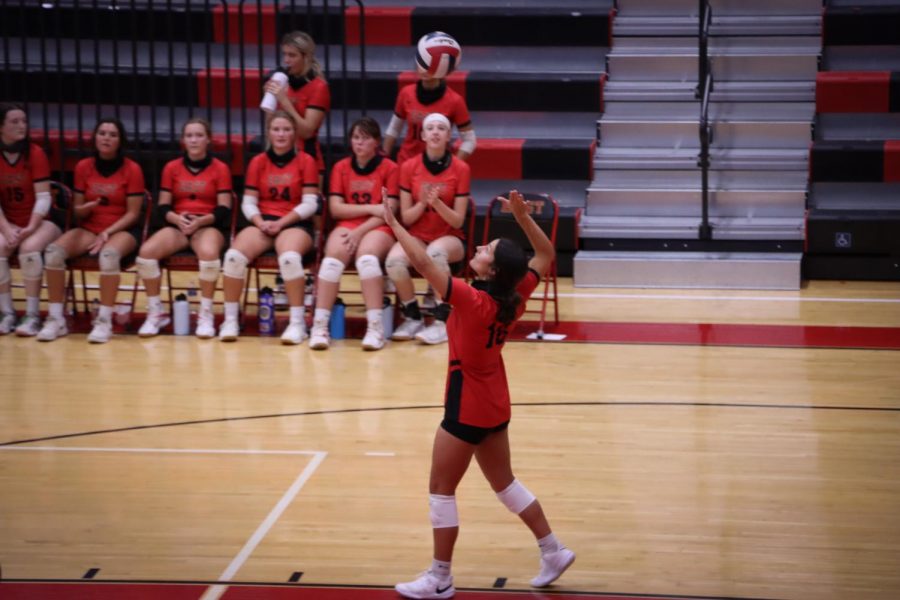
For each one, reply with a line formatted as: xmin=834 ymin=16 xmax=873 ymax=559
xmin=73 ymin=157 xmax=145 ymax=234
xmin=443 ymin=270 xmax=541 ymax=428
xmin=328 ymin=155 xmax=399 ymax=233
xmin=393 ymin=83 xmax=472 ymax=164
xmin=160 ymin=157 xmax=232 ymax=216
xmin=284 ymin=75 xmax=330 ymax=171
xmin=244 ymin=150 xmax=318 ymax=218
xmin=399 ymin=154 xmax=470 ymax=243
xmin=0 ymin=143 xmax=51 ymax=227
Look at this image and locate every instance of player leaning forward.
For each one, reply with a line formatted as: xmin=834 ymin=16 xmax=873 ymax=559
xmin=384 ymin=191 xmax=575 ymax=599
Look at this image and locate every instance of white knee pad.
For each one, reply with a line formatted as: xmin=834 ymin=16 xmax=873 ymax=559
xmin=385 ymin=255 xmax=410 ymax=282
xmin=429 ymin=494 xmax=459 ymax=529
xmin=496 ymin=479 xmax=536 ymax=515
xmin=44 ymin=244 xmax=68 ymax=271
xmin=0 ymin=257 xmax=9 ymax=285
xmin=426 ymin=247 xmax=450 ymax=273
xmin=317 ymin=256 xmax=344 ymax=283
xmin=198 ymin=259 xmax=221 ymax=282
xmin=135 ymin=257 xmax=160 ymax=280
xmin=19 ymin=252 xmax=43 ymax=280
xmin=222 ymin=249 xmax=249 ymax=279
xmin=98 ymin=247 xmax=121 ymax=275
xmin=355 ymin=254 xmax=382 ymax=281
xmin=278 ymin=251 xmax=305 ymax=282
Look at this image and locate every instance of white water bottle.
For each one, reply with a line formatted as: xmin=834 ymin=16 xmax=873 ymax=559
xmin=260 ymin=71 xmax=288 ymax=113
xmin=173 ymin=293 xmax=190 ymax=336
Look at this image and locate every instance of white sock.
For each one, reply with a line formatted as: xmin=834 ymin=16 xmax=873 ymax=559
xmin=314 ymin=308 xmax=330 ymax=323
xmin=537 ymin=532 xmax=561 ymax=555
xmin=0 ymin=292 xmax=13 ymax=314
xmin=98 ymin=304 xmax=114 ymax=321
xmin=290 ymin=306 xmax=304 ymax=323
xmin=200 ymin=297 xmax=213 ymax=312
xmin=26 ymin=296 xmax=40 ymax=316
xmin=49 ymin=302 xmax=64 ymax=320
xmin=224 ymin=301 xmax=239 ymax=320
xmin=431 ymin=558 xmax=451 ymax=579
xmin=148 ymin=295 xmax=162 ymax=311
xmin=366 ymin=308 xmax=382 ymax=324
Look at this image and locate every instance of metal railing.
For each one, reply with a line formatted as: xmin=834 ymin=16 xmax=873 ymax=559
xmin=0 ymin=0 xmax=366 ymax=192
xmin=696 ymin=0 xmax=713 ymax=241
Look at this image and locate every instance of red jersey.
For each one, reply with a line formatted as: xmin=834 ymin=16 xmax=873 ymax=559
xmin=328 ymin=155 xmax=399 ymax=230
xmin=73 ymin=157 xmax=145 ymax=234
xmin=443 ymin=270 xmax=541 ymax=428
xmin=160 ymin=156 xmax=231 ymax=216
xmin=399 ymin=153 xmax=470 ymax=243
xmin=393 ymin=82 xmax=472 ymax=164
xmin=284 ymin=75 xmax=330 ymax=171
xmin=244 ymin=150 xmax=318 ymax=218
xmin=0 ymin=143 xmax=51 ymax=227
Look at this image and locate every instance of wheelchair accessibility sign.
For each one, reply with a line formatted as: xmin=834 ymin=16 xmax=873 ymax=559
xmin=835 ymin=232 xmax=852 ymax=249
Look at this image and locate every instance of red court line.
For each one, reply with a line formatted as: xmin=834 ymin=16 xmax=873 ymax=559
xmin=511 ymin=320 xmax=900 ymax=350
xmin=0 ymin=582 xmax=702 ymax=600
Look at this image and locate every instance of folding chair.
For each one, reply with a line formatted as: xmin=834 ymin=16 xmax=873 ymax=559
xmin=65 ymin=190 xmax=152 ymax=315
xmin=482 ymin=191 xmax=559 ymax=337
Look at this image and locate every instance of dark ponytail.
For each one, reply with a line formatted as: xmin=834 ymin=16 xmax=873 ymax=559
xmin=488 ymin=238 xmax=529 ymax=326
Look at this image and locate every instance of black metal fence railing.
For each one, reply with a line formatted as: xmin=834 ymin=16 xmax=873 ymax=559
xmin=696 ymin=0 xmax=713 ymax=241
xmin=0 ymin=0 xmax=366 ymax=194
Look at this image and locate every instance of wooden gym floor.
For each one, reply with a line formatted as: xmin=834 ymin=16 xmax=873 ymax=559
xmin=1 ymin=277 xmax=899 ymax=600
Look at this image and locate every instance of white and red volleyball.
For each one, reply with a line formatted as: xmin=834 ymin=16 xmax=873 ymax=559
xmin=416 ymin=31 xmax=462 ymax=78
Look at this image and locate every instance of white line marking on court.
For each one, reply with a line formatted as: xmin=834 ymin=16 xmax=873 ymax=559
xmin=200 ymin=450 xmax=328 ymax=600
xmin=559 ymin=292 xmax=900 ymax=304
xmin=0 ymin=446 xmax=321 ymax=455
xmin=365 ymin=451 xmax=395 ymax=456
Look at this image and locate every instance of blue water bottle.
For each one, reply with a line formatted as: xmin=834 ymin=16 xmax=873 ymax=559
xmin=330 ymin=297 xmax=345 ymax=340
xmin=258 ymin=286 xmax=275 ymax=336
xmin=382 ymin=296 xmax=394 ymax=339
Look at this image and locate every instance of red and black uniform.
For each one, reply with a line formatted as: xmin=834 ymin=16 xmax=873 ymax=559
xmin=244 ymin=148 xmax=318 ymax=235
xmin=442 ymin=269 xmax=541 ymax=433
xmin=328 ymin=154 xmax=399 ymax=237
xmin=159 ymin=155 xmax=232 ymax=233
xmin=393 ymin=81 xmax=471 ymax=164
xmin=73 ymin=156 xmax=145 ymax=235
xmin=399 ymin=152 xmax=470 ymax=243
xmin=273 ymin=70 xmax=330 ymax=172
xmin=0 ymin=143 xmax=50 ymax=228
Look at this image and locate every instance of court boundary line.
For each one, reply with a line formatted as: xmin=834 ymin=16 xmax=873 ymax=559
xmin=1 ymin=400 xmax=898 ymax=448
xmin=558 ymin=292 xmax=900 ymax=304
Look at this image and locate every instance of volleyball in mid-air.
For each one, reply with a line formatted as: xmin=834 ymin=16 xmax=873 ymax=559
xmin=416 ymin=31 xmax=462 ymax=78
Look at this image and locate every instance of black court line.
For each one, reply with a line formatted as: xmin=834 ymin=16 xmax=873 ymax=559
xmin=0 ymin=578 xmax=786 ymax=600
xmin=1 ymin=401 xmax=899 ymax=447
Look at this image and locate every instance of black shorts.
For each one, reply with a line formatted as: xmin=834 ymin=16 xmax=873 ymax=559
xmin=441 ymin=418 xmax=509 ymax=445
xmin=237 ymin=213 xmax=315 ymax=238
xmin=158 ymin=221 xmax=231 ymax=241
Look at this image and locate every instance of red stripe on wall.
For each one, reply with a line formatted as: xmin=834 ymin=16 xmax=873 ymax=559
xmin=212 ymin=4 xmax=277 ymax=45
xmin=884 ymin=140 xmax=900 ymax=182
xmin=345 ymin=6 xmax=413 ymax=46
xmin=816 ymin=71 xmax=890 ymax=113
xmin=31 ymin=128 xmax=92 ymax=171
xmin=461 ymin=138 xmax=524 ymax=180
xmin=197 ymin=68 xmax=264 ymax=109
xmin=398 ymin=70 xmax=467 ymax=100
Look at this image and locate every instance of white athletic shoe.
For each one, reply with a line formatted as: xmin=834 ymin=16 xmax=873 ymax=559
xmin=219 ymin=317 xmax=239 ymax=342
xmin=195 ymin=308 xmax=216 ymax=339
xmin=87 ymin=317 xmax=112 ymax=344
xmin=138 ymin=307 xmax=170 ymax=337
xmin=415 ymin=320 xmax=448 ymax=345
xmin=37 ymin=316 xmax=68 ymax=342
xmin=14 ymin=314 xmax=41 ymax=337
xmin=530 ymin=547 xmax=575 ymax=588
xmin=0 ymin=312 xmax=17 ymax=335
xmin=395 ymin=570 xmax=455 ymax=599
xmin=280 ymin=320 xmax=307 ymax=345
xmin=361 ymin=320 xmax=385 ymax=351
xmin=308 ymin=318 xmax=330 ymax=350
xmin=392 ymin=317 xmax=423 ymax=341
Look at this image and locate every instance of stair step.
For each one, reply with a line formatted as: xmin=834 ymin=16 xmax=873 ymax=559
xmin=614 ymin=15 xmax=821 ymax=37
xmin=615 ymin=0 xmax=822 ymax=17
xmin=604 ymin=80 xmax=815 ymax=102
xmin=589 ymin=169 xmax=809 ymax=190
xmin=573 ymin=250 xmax=802 ymax=289
xmin=594 ymin=148 xmax=809 ymax=171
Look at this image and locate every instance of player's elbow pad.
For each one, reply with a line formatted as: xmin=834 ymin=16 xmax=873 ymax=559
xmin=458 ymin=129 xmax=476 ymax=155
xmin=293 ymin=193 xmax=318 ymax=220
xmin=385 ymin=114 xmax=403 ymax=139
xmin=33 ymin=191 xmax=52 ymax=216
xmin=241 ymin=194 xmax=261 ymax=220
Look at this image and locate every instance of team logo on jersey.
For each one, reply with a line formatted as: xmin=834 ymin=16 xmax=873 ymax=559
xmin=267 ymin=173 xmax=294 ymax=187
xmin=349 ymin=179 xmax=374 ymax=193
xmin=0 ymin=173 xmax=26 ymax=186
xmin=89 ymin=182 xmax=119 ymax=198
xmin=177 ymin=180 xmax=208 ymax=194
